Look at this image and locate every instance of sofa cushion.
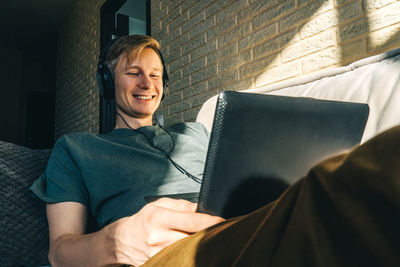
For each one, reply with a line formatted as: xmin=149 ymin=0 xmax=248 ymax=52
xmin=0 ymin=140 xmax=51 ymax=266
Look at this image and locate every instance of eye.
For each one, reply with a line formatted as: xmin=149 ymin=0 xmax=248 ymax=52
xmin=151 ymin=73 xmax=161 ymax=78
xmin=127 ymin=72 xmax=139 ymax=76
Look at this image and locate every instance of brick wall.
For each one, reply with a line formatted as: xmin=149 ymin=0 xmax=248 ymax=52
xmin=54 ymin=0 xmax=400 ymax=135
xmin=151 ymin=0 xmax=400 ymax=125
xmin=54 ymin=0 xmax=104 ymax=138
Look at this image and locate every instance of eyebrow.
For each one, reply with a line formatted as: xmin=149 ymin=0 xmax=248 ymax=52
xmin=125 ymin=65 xmax=162 ymax=72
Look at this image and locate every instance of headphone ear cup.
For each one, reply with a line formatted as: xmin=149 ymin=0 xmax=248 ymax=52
xmin=162 ymin=73 xmax=168 ymax=100
xmin=97 ymin=64 xmax=115 ymax=100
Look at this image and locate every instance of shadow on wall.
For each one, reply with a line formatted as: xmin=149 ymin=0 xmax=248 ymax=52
xmin=254 ymin=0 xmax=399 ymax=87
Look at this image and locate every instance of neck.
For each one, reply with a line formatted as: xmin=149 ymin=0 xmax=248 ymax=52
xmin=115 ymin=112 xmax=153 ymax=130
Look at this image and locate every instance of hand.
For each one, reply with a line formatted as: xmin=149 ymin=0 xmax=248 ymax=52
xmin=104 ymin=197 xmax=225 ymax=266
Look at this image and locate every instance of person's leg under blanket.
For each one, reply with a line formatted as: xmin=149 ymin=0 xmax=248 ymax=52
xmin=144 ymin=125 xmax=400 ymax=267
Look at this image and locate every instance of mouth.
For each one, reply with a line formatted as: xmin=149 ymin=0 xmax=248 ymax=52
xmin=133 ymin=95 xmax=156 ymax=100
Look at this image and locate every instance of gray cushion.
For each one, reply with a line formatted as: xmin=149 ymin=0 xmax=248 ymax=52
xmin=0 ymin=140 xmax=51 ymax=266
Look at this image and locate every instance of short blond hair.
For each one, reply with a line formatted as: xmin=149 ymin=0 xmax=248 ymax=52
xmin=104 ymin=35 xmax=161 ymax=75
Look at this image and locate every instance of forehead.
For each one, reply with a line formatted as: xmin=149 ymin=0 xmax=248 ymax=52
xmin=117 ymin=48 xmax=163 ymax=70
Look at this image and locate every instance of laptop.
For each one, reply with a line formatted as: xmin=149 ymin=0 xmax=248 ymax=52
xmin=195 ymin=91 xmax=369 ymax=218
xmin=145 ymin=91 xmax=369 ymax=219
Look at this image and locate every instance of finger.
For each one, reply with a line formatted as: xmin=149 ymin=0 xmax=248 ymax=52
xmin=147 ymin=228 xmax=190 ymax=247
xmin=143 ymin=231 xmax=190 ymax=262
xmin=151 ymin=197 xmax=197 ymax=213
xmin=156 ymin=209 xmax=225 ymax=233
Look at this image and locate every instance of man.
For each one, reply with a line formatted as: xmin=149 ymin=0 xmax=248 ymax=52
xmin=30 ymin=35 xmax=224 ymax=266
xmin=31 ymin=35 xmax=400 ymax=266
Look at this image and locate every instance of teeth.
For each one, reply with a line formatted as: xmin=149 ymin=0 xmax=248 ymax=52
xmin=135 ymin=95 xmax=152 ymax=100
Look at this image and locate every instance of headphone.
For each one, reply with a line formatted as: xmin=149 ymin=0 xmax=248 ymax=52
xmin=97 ymin=37 xmax=169 ymax=101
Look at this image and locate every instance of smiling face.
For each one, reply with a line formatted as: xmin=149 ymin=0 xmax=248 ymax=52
xmin=113 ymin=48 xmax=164 ymax=129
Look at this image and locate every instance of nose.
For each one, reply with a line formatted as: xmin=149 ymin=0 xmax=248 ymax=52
xmin=138 ymin=74 xmax=152 ymax=89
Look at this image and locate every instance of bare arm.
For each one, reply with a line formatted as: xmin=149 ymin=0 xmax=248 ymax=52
xmin=47 ymin=198 xmax=224 ymax=266
xmin=47 ymin=202 xmax=116 ymax=266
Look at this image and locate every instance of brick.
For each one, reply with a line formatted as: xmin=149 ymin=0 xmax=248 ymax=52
xmin=151 ymin=21 xmax=162 ymax=35
xmin=169 ymin=69 xmax=182 ymax=82
xmin=162 ymin=7 xmax=184 ymax=27
xmin=183 ymin=57 xmax=206 ymax=76
xmin=181 ymin=0 xmax=197 ymax=13
xmin=205 ymin=1 xmax=230 ymax=18
xmin=182 ymin=10 xmax=205 ymax=34
xmin=218 ymin=49 xmax=252 ymax=73
xmin=208 ymin=69 xmax=239 ymax=90
xmin=253 ymin=29 xmax=296 ymax=59
xmin=207 ymin=42 xmax=238 ymax=65
xmin=160 ymin=0 xmax=168 ymax=11
xmin=368 ymin=1 xmax=400 ymax=31
xmin=165 ymin=113 xmax=183 ymax=126
xmin=282 ymin=29 xmax=336 ymax=62
xmin=215 ymin=0 xmax=248 ymax=23
xmin=279 ymin=0 xmax=333 ymax=32
xmin=150 ymin=1 xmax=161 ymax=16
xmin=169 ymin=54 xmax=189 ymax=73
xmin=191 ymin=39 xmax=217 ymax=62
xmin=334 ymin=0 xmax=354 ymax=8
xmin=165 ymin=46 xmax=182 ymax=63
xmin=368 ymin=23 xmax=400 ymax=51
xmin=167 ymin=33 xmax=190 ymax=52
xmin=226 ymin=77 xmax=254 ymax=91
xmin=191 ymin=90 xmax=219 ymax=108
xmin=185 ymin=0 xmax=214 ymax=15
xmin=340 ymin=39 xmax=366 ymax=61
xmin=337 ymin=1 xmax=363 ymax=24
xmin=207 ymin=16 xmax=236 ymax=41
xmin=168 ymin=0 xmax=184 ymax=13
xmin=169 ymin=76 xmax=190 ymax=92
xmin=299 ymin=10 xmax=337 ymax=39
xmin=338 ymin=17 xmax=369 ymax=43
xmin=163 ymin=27 xmax=181 ymax=45
xmin=253 ymin=0 xmax=295 ymax=30
xmin=297 ymin=0 xmax=315 ymax=7
xmin=188 ymin=17 xmax=216 ymax=39
xmin=183 ymin=33 xmax=206 ymax=55
xmin=184 ymin=107 xmax=201 ymax=122
xmin=155 ymin=107 xmax=169 ymax=117
xmin=240 ymin=52 xmax=280 ymax=78
xmin=362 ymin=0 xmax=395 ymax=12
xmin=162 ymin=91 xmax=183 ymax=106
xmin=183 ymin=80 xmax=208 ymax=98
xmin=301 ymin=47 xmax=341 ymax=73
xmin=191 ymin=64 xmax=218 ymax=84
xmin=255 ymin=60 xmax=301 ymax=87
xmin=218 ymin=22 xmax=252 ymax=48
xmin=238 ymin=23 xmax=277 ymax=51
xmin=170 ymin=99 xmax=191 ymax=114
xmin=237 ymin=0 xmax=275 ymax=24
xmin=168 ymin=10 xmax=189 ymax=30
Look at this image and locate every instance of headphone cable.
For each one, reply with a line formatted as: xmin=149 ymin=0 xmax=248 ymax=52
xmin=115 ymin=112 xmax=202 ymax=184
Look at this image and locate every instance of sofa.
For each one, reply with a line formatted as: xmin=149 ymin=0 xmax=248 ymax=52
xmin=1 ymin=47 xmax=399 ymax=266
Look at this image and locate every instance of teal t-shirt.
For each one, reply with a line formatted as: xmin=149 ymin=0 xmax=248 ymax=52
xmin=29 ymin=122 xmax=209 ymax=228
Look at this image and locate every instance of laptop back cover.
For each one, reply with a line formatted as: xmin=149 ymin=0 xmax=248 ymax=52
xmin=197 ymin=91 xmax=369 ymax=218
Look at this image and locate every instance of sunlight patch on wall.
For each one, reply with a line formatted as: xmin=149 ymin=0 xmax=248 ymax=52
xmin=255 ymin=2 xmax=338 ymax=88
xmin=367 ymin=1 xmax=400 ymax=50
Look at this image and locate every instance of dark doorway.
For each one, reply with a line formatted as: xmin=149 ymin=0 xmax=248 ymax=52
xmin=26 ymin=92 xmax=55 ymax=149
xmin=0 ymin=1 xmax=71 ymax=148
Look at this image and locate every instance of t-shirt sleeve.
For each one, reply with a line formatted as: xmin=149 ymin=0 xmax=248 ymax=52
xmin=29 ymin=135 xmax=89 ymax=207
